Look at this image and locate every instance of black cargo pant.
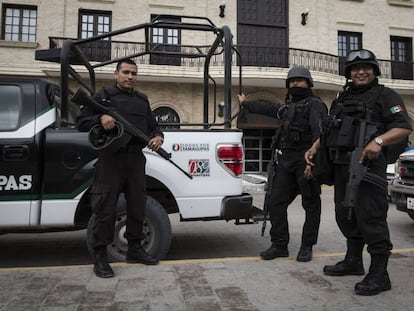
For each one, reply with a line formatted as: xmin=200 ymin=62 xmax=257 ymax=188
xmin=89 ymin=147 xmax=147 ymax=249
xmin=267 ymin=150 xmax=321 ymax=248
xmin=333 ymin=164 xmax=392 ymax=255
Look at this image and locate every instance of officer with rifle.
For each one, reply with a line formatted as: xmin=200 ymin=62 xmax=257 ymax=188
xmin=238 ymin=66 xmax=327 ymax=262
xmin=76 ymin=59 xmax=163 ymax=278
xmin=305 ymin=49 xmax=412 ymax=295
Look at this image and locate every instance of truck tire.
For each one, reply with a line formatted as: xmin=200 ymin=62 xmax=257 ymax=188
xmin=87 ymin=195 xmax=172 ymax=262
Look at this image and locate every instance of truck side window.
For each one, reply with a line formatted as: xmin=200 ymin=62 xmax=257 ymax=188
xmin=48 ymin=86 xmax=80 ymax=128
xmin=67 ymin=96 xmax=81 ymax=126
xmin=0 ymin=85 xmax=20 ymax=131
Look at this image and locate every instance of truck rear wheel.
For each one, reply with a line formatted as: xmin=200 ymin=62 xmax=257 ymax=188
xmin=87 ymin=195 xmax=172 ymax=262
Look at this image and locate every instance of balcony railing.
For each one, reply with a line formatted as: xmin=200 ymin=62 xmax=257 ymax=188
xmin=47 ymin=37 xmax=414 ymax=81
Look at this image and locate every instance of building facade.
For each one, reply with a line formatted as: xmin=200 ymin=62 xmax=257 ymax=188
xmin=1 ymin=0 xmax=414 ymax=172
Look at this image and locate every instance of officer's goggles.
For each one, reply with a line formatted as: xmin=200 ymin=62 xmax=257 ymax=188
xmin=346 ymin=50 xmax=374 ymax=62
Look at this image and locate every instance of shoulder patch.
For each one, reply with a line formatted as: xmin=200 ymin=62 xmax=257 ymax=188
xmin=390 ymin=105 xmax=403 ymax=114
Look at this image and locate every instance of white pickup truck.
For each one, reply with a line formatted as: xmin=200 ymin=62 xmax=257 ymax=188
xmin=0 ymin=17 xmax=256 ymax=261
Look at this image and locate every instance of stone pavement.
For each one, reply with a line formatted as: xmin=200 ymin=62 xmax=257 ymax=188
xmin=1 ymin=183 xmax=414 ymax=310
xmin=1 ymin=249 xmax=414 ymax=311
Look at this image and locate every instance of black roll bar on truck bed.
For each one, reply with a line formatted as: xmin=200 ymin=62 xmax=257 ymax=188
xmin=35 ymin=15 xmax=242 ymax=129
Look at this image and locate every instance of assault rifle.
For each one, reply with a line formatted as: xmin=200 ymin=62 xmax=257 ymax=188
xmin=343 ymin=118 xmax=387 ymax=219
xmin=261 ymin=130 xmax=282 ymax=236
xmin=261 ymin=158 xmax=276 ymax=236
xmin=72 ymin=88 xmax=193 ymax=179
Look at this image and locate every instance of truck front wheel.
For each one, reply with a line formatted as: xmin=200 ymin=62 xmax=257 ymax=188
xmin=87 ymin=195 xmax=172 ymax=262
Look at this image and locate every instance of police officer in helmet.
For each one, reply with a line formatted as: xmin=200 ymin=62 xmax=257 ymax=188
xmin=305 ymin=49 xmax=412 ymax=295
xmin=238 ymin=66 xmax=328 ymax=262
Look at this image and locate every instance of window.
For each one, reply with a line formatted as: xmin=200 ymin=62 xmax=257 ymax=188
xmin=338 ymin=31 xmax=362 ymax=76
xmin=153 ymin=107 xmax=180 ymax=129
xmin=243 ymin=129 xmax=274 ymax=173
xmin=1 ymin=4 xmax=37 ymax=42
xmin=0 ymin=85 xmax=20 ymax=130
xmin=78 ymin=10 xmax=112 ymax=61
xmin=79 ymin=10 xmax=111 ymax=39
xmin=390 ymin=36 xmax=413 ymax=80
xmin=237 ymin=0 xmax=289 ymax=68
xmin=150 ymin=15 xmax=181 ymax=66
xmin=46 ymin=85 xmax=80 ymax=128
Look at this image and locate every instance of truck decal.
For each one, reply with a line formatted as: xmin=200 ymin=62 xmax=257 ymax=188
xmin=0 ymin=175 xmax=32 ymax=191
xmin=1 ymin=106 xmax=55 ymax=139
xmin=188 ymin=159 xmax=210 ymax=177
xmin=172 ymin=143 xmax=210 ymax=152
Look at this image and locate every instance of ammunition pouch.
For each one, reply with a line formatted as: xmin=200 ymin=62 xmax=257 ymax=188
xmin=324 ymin=116 xmax=357 ymax=150
xmin=88 ymin=121 xmax=132 ymax=152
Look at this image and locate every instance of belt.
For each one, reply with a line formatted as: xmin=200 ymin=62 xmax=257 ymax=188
xmin=329 ymin=148 xmax=352 ymax=164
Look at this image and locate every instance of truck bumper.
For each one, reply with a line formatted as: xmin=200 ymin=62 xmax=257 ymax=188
xmin=221 ymin=193 xmax=254 ymax=220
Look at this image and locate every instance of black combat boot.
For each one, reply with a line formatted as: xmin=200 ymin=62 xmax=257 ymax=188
xmin=297 ymin=245 xmax=313 ymax=262
xmin=323 ymin=240 xmax=365 ymax=276
xmin=260 ymin=244 xmax=289 ymax=260
xmin=126 ymin=241 xmax=159 ymax=265
xmin=93 ymin=246 xmax=114 ymax=278
xmin=354 ymin=254 xmax=391 ymax=296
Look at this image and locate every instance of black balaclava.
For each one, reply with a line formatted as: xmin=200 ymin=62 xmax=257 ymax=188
xmin=288 ymin=87 xmax=313 ymax=102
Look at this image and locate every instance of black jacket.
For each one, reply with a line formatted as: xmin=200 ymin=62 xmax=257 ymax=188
xmin=76 ymin=85 xmax=163 ymax=145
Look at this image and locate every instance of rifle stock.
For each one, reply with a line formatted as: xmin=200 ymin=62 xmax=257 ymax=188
xmin=72 ymin=88 xmax=193 ymax=179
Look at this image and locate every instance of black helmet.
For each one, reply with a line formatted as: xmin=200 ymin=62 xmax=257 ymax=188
xmin=345 ymin=49 xmax=381 ymax=78
xmin=88 ymin=121 xmax=131 ymax=152
xmin=286 ymin=66 xmax=314 ymax=88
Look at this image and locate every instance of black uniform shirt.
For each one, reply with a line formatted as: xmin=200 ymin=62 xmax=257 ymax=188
xmin=76 ymin=85 xmax=163 ymax=142
xmin=243 ymin=96 xmax=327 ymax=145
xmin=339 ymin=81 xmax=412 ymax=136
xmin=372 ymin=87 xmax=412 ymax=133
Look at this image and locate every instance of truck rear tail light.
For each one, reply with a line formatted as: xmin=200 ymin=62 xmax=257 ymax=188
xmin=399 ymin=166 xmax=407 ymax=175
xmin=217 ymin=145 xmax=244 ymax=177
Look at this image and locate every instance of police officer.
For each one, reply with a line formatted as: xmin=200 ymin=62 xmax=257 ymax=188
xmin=305 ymin=49 xmax=412 ymax=295
xmin=76 ymin=59 xmax=164 ymax=278
xmin=238 ymin=66 xmax=328 ymax=262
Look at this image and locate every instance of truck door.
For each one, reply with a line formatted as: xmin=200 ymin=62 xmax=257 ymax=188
xmin=0 ymin=80 xmax=43 ymax=227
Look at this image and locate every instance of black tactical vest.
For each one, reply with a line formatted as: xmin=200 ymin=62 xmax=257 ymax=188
xmin=323 ymin=85 xmax=384 ymax=151
xmin=98 ymin=86 xmax=151 ymax=137
xmin=277 ymin=97 xmax=314 ymax=150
